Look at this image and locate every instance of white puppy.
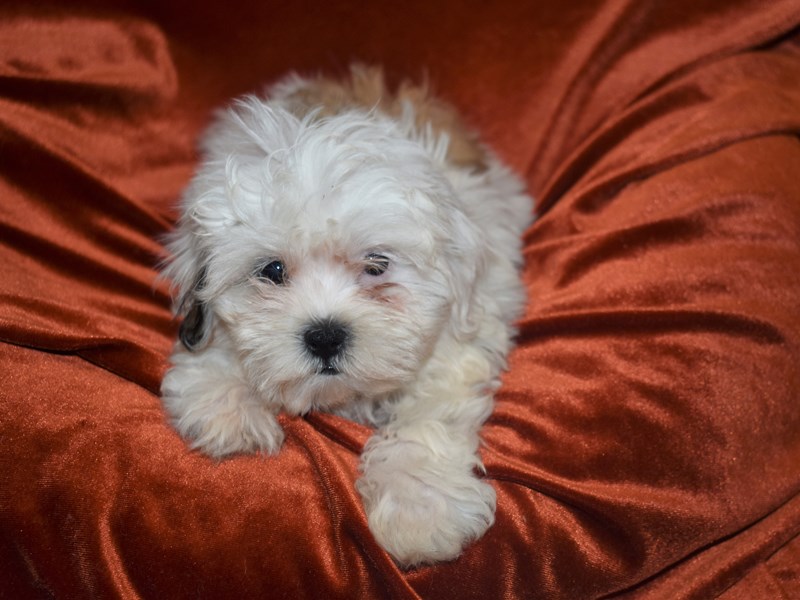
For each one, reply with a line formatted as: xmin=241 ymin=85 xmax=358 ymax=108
xmin=161 ymin=66 xmax=533 ymax=567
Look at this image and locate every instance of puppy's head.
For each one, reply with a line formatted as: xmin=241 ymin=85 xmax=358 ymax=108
xmin=164 ymin=98 xmax=483 ymax=413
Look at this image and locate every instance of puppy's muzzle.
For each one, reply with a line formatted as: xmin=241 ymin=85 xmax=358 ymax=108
xmin=304 ymin=321 xmax=349 ymax=373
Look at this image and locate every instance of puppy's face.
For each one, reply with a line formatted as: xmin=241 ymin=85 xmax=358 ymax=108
xmin=168 ymin=101 xmax=480 ymax=413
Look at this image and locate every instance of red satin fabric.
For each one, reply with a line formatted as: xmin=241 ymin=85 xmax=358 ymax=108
xmin=2 ymin=1 xmax=800 ymax=598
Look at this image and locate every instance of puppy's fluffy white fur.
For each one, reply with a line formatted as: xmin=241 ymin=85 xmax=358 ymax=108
xmin=161 ymin=66 xmax=533 ymax=567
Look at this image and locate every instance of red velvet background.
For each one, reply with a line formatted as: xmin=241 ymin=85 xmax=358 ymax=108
xmin=1 ymin=1 xmax=800 ymax=598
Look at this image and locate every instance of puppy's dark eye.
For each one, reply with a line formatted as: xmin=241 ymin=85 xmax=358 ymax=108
xmin=364 ymin=253 xmax=390 ymax=276
xmin=258 ymin=260 xmax=287 ymax=284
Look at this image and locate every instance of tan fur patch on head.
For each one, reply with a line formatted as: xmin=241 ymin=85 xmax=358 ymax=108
xmin=360 ymin=282 xmax=406 ymax=309
xmin=278 ymin=64 xmax=487 ymax=172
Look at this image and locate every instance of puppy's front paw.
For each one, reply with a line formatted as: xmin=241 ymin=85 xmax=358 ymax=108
xmin=184 ymin=395 xmax=284 ymax=459
xmin=162 ymin=363 xmax=284 ymax=458
xmin=357 ymin=442 xmax=496 ymax=567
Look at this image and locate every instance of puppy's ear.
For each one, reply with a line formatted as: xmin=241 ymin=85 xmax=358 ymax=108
xmin=162 ymin=215 xmax=215 ymax=352
xmin=177 ymin=267 xmax=211 ymax=352
xmin=445 ymin=209 xmax=486 ymax=342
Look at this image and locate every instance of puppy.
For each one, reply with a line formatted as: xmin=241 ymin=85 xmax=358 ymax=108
xmin=161 ymin=65 xmax=533 ymax=567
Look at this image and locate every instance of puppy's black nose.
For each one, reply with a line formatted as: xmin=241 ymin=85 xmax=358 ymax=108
xmin=303 ymin=322 xmax=349 ymax=360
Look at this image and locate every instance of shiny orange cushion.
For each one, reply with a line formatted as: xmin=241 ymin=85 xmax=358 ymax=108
xmin=2 ymin=1 xmax=799 ymax=597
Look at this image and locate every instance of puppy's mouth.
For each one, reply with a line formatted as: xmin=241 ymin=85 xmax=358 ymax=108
xmin=315 ymin=359 xmax=342 ymax=376
xmin=318 ymin=364 xmax=340 ymax=376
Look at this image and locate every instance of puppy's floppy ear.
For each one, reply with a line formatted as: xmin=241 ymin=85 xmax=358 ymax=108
xmin=162 ymin=214 xmax=215 ymax=352
xmin=177 ymin=266 xmax=211 ymax=352
xmin=444 ymin=209 xmax=486 ymax=342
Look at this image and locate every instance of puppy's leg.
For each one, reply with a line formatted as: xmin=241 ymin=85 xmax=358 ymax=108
xmin=161 ymin=342 xmax=284 ymax=458
xmin=357 ymin=345 xmax=497 ymax=567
